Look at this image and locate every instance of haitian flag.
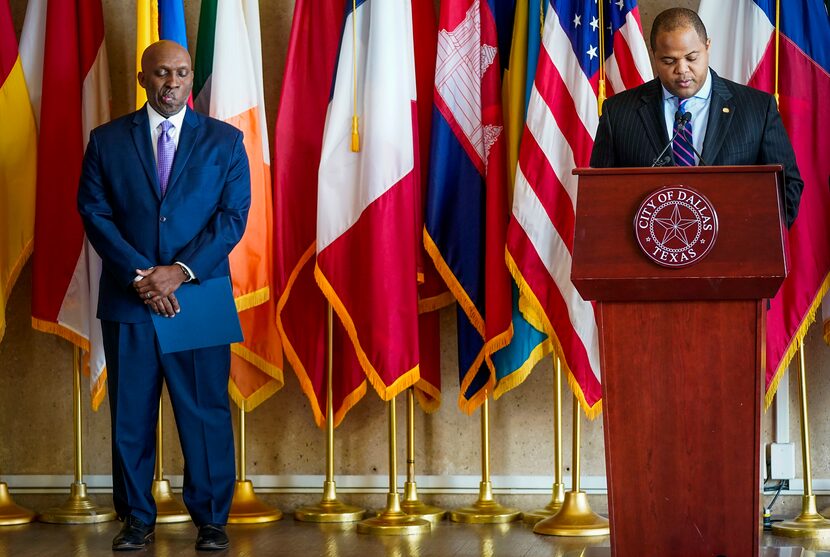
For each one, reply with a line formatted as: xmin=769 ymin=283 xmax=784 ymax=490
xmin=315 ymin=0 xmax=422 ymax=401
xmin=506 ymin=0 xmax=651 ymax=417
xmin=425 ymin=0 xmax=513 ymax=413
xmin=699 ymin=0 xmax=830 ymax=406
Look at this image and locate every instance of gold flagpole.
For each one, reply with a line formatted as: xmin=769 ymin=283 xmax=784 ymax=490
xmin=597 ymin=0 xmax=607 ymax=115
xmin=533 ymin=395 xmax=609 ymax=536
xmin=357 ymin=397 xmax=430 ymax=535
xmin=152 ymin=393 xmax=189 ymax=522
xmin=400 ymin=387 xmax=445 ymax=522
xmin=524 ymin=356 xmax=566 ymax=524
xmin=228 ymin=402 xmax=283 ymax=523
xmin=450 ymin=398 xmax=522 ymax=523
xmin=295 ymin=304 xmax=365 ymax=522
xmin=39 ymin=347 xmax=116 ymax=524
xmin=772 ymin=340 xmax=830 ymax=536
xmin=774 ymin=0 xmax=780 ymax=105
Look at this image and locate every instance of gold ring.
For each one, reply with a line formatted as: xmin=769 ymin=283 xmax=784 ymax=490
xmin=146 ymin=292 xmax=151 ymax=299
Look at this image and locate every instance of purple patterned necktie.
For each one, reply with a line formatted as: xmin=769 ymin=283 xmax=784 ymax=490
xmin=157 ymin=120 xmax=175 ymax=197
xmin=672 ymin=98 xmax=695 ymax=166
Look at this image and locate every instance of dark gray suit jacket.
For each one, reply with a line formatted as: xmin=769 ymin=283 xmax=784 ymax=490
xmin=590 ymin=70 xmax=803 ymax=227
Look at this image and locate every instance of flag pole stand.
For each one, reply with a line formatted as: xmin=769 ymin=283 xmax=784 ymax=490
xmin=295 ymin=304 xmax=365 ymax=522
xmin=449 ymin=398 xmax=521 ymax=523
xmin=773 ymin=340 xmax=830 ymax=537
xmin=152 ymin=394 xmax=189 ymax=523
xmin=400 ymin=387 xmax=445 ymax=523
xmin=534 ymin=395 xmax=609 ymax=537
xmin=0 ymin=482 xmax=35 ymax=526
xmin=357 ymin=397 xmax=430 ymax=535
xmin=524 ymin=357 xmax=566 ymax=525
xmin=39 ymin=347 xmax=116 ymax=524
xmin=228 ymin=404 xmax=283 ymax=523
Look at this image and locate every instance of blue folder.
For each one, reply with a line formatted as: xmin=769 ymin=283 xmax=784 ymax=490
xmin=150 ymin=276 xmax=243 ymax=354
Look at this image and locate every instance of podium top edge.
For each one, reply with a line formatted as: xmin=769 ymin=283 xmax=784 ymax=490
xmin=573 ymin=164 xmax=784 ymax=176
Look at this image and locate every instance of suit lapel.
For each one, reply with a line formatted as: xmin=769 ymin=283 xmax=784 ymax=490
xmin=131 ymin=108 xmax=161 ymax=201
xmin=165 ymin=107 xmax=200 ymax=197
xmin=637 ymin=79 xmax=669 ymax=157
xmin=701 ymin=71 xmax=735 ymax=165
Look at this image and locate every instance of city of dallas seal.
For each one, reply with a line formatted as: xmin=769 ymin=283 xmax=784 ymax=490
xmin=634 ymin=185 xmax=718 ymax=268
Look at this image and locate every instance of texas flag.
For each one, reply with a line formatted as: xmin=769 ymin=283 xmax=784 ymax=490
xmin=315 ymin=0 xmax=423 ymax=400
xmin=699 ymin=0 xmax=830 ymax=405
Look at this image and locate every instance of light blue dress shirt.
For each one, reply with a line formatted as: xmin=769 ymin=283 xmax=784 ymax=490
xmin=661 ymin=68 xmax=712 ymax=165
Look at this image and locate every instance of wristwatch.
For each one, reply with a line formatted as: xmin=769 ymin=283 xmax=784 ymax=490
xmin=175 ymin=262 xmax=194 ymax=283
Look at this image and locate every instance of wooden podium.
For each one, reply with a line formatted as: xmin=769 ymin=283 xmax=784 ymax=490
xmin=571 ymin=166 xmax=788 ymax=557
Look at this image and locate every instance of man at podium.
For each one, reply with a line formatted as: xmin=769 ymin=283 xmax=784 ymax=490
xmin=590 ymin=7 xmax=803 ymax=227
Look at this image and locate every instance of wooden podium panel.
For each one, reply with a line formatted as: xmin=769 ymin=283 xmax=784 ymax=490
xmin=571 ymin=166 xmax=786 ymax=557
xmin=599 ymin=300 xmax=762 ymax=557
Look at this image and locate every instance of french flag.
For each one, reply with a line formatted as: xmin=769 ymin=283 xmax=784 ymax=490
xmin=315 ymin=0 xmax=423 ymax=400
xmin=700 ymin=0 xmax=830 ymax=405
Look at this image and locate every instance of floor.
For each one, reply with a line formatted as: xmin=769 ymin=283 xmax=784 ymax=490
xmin=1 ymin=517 xmax=830 ymax=557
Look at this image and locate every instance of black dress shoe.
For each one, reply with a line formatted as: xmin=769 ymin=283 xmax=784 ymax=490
xmin=196 ymin=524 xmax=230 ymax=551
xmin=112 ymin=516 xmax=154 ymax=551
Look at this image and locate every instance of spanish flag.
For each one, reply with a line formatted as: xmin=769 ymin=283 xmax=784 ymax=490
xmin=0 ymin=0 xmax=36 ymax=343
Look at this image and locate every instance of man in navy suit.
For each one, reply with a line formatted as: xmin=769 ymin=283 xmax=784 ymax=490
xmin=77 ymin=41 xmax=249 ymax=551
xmin=590 ymin=7 xmax=803 ymax=227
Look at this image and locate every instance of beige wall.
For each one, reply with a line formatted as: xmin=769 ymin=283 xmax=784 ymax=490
xmin=5 ymin=0 xmax=829 ymax=515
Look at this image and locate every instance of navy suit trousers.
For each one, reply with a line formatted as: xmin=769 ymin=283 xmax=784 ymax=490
xmin=101 ymin=320 xmax=235 ymax=526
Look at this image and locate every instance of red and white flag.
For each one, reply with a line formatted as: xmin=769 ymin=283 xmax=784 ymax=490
xmin=506 ymin=0 xmax=651 ymax=417
xmin=30 ymin=0 xmax=110 ymax=409
xmin=315 ymin=0 xmax=422 ymax=400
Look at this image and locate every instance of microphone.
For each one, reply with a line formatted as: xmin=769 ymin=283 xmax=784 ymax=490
xmin=651 ymin=111 xmax=690 ymax=167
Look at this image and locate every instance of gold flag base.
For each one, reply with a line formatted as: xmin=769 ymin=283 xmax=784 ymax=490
xmin=295 ymin=481 xmax=366 ymax=522
xmin=358 ymin=493 xmax=430 ymax=535
xmin=523 ymin=482 xmax=566 ymax=525
xmin=227 ymin=480 xmax=283 ymax=524
xmin=400 ymin=481 xmax=445 ymax=523
xmin=39 ymin=482 xmax=116 ymax=524
xmin=532 ymin=491 xmax=609 ymax=537
xmin=151 ymin=478 xmax=190 ymax=523
xmin=772 ymin=495 xmax=830 ymax=537
xmin=449 ymin=481 xmax=521 ymax=524
xmin=0 ymin=482 xmax=36 ymax=526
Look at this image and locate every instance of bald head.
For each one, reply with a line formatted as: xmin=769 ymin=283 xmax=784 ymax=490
xmin=138 ymin=40 xmax=193 ymax=117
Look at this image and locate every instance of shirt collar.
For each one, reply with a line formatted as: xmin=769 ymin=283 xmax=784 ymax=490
xmin=146 ymin=102 xmax=187 ymax=132
xmin=661 ymin=68 xmax=713 ymax=103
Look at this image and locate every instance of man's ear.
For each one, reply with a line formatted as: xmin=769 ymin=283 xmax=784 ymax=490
xmin=705 ymin=38 xmax=711 ymax=52
xmin=137 ymin=71 xmax=145 ymax=89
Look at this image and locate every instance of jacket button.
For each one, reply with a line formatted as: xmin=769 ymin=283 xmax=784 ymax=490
xmin=159 ymin=216 xmax=167 ymax=222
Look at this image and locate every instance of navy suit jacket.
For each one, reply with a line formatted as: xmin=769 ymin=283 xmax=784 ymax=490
xmin=78 ymin=106 xmax=251 ymax=323
xmin=590 ymin=70 xmax=803 ymax=227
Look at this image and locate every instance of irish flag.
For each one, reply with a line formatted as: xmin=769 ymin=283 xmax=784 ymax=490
xmin=195 ymin=0 xmax=283 ymax=409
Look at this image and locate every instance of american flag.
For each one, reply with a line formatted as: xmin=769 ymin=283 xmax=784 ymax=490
xmin=505 ymin=0 xmax=651 ymax=417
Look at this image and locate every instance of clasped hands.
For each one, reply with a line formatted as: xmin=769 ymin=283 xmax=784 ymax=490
xmin=133 ymin=265 xmax=185 ymax=317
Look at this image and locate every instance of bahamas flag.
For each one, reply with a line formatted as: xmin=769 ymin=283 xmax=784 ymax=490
xmin=0 ymin=0 xmax=36 ymax=344
xmin=425 ymin=0 xmax=513 ymax=413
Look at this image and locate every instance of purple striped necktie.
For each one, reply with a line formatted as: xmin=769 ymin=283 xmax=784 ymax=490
xmin=157 ymin=120 xmax=175 ymax=197
xmin=672 ymin=98 xmax=695 ymax=166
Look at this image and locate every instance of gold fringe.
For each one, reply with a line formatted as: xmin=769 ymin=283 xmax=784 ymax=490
xmin=2 ymin=238 xmax=33 ymax=307
xmin=31 ymin=318 xmax=91 ymax=352
xmin=89 ymin=367 xmax=108 ymax=412
xmin=228 ymin=378 xmax=283 ymax=412
xmin=333 ymin=380 xmax=368 ymax=428
xmin=493 ymin=336 xmax=554 ymax=400
xmin=764 ymin=272 xmax=830 ymax=409
xmin=314 ymin=263 xmax=421 ymax=401
xmin=824 ymin=317 xmax=830 ymax=346
xmin=234 ymin=285 xmax=270 ymax=313
xmin=231 ymin=343 xmax=284 ymax=383
xmin=414 ymin=380 xmax=441 ymax=413
xmin=505 ymin=249 xmax=602 ymax=420
xmin=423 ymin=229 xmax=486 ymax=337
xmin=418 ymin=291 xmax=454 ymax=313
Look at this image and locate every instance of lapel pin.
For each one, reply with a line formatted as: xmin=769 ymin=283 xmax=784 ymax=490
xmin=722 ymin=107 xmax=731 ymax=113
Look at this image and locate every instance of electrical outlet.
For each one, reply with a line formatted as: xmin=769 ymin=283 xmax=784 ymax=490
xmin=769 ymin=443 xmax=796 ymax=480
